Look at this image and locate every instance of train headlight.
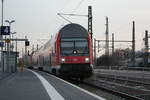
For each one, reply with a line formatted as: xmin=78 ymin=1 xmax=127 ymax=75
xmin=61 ymin=58 xmax=65 ymax=62
xmin=85 ymin=57 xmax=90 ymax=62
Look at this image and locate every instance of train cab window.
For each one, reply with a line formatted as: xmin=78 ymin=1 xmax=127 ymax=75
xmin=75 ymin=41 xmax=88 ymax=54
xmin=75 ymin=41 xmax=87 ymax=47
xmin=60 ymin=38 xmax=89 ymax=56
xmin=61 ymin=42 xmax=74 ymax=48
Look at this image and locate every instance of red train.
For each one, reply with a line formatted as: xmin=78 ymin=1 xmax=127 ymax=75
xmin=32 ymin=23 xmax=93 ymax=79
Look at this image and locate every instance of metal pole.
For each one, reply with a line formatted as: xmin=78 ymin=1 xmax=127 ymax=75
xmin=11 ymin=32 xmax=16 ymax=51
xmin=30 ymin=45 xmax=34 ymax=67
xmin=5 ymin=20 xmax=15 ymax=51
xmin=1 ymin=0 xmax=3 ymax=26
xmin=8 ymin=40 xmax=10 ymax=72
xmin=144 ymin=30 xmax=149 ymax=67
xmin=88 ymin=6 xmax=93 ymax=40
xmin=94 ymin=38 xmax=96 ymax=66
xmin=6 ymin=42 xmax=8 ymax=72
xmin=111 ymin=33 xmax=114 ymax=66
xmin=15 ymin=37 xmax=17 ymax=72
xmin=32 ymin=45 xmax=34 ymax=52
xmin=1 ymin=0 xmax=4 ymax=72
xmin=25 ymin=36 xmax=27 ymax=67
xmin=12 ymin=33 xmax=13 ymax=51
xmin=105 ymin=17 xmax=109 ymax=56
xmin=131 ymin=21 xmax=135 ymax=67
xmin=22 ymin=48 xmax=24 ymax=59
xmin=8 ymin=23 xmax=11 ymax=72
xmin=37 ymin=44 xmax=39 ymax=51
xmin=112 ymin=33 xmax=114 ymax=55
xmin=98 ymin=41 xmax=100 ymax=52
xmin=5 ymin=22 xmax=12 ymax=73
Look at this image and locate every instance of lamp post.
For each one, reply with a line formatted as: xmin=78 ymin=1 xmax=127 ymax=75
xmin=5 ymin=20 xmax=15 ymax=72
xmin=5 ymin=20 xmax=15 ymax=30
xmin=5 ymin=20 xmax=15 ymax=39
xmin=10 ymin=32 xmax=16 ymax=51
xmin=1 ymin=0 xmax=4 ymax=72
xmin=5 ymin=20 xmax=15 ymax=51
xmin=1 ymin=0 xmax=4 ymax=26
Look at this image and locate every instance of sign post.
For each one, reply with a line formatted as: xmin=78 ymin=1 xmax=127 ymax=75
xmin=1 ymin=26 xmax=10 ymax=72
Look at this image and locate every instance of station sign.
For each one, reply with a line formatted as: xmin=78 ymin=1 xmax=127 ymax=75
xmin=0 ymin=26 xmax=10 ymax=35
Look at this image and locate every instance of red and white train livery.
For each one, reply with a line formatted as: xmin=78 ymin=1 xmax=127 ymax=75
xmin=32 ymin=23 xmax=93 ymax=79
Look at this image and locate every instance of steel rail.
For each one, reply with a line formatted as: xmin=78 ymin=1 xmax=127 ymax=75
xmin=67 ymin=77 xmax=144 ymax=100
xmin=97 ymin=73 xmax=150 ymax=87
xmin=82 ymin=81 xmax=144 ymax=100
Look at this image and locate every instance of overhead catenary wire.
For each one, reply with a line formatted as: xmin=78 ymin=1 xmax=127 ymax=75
xmin=57 ymin=13 xmax=72 ymax=23
xmin=57 ymin=13 xmax=87 ymax=17
xmin=59 ymin=0 xmax=73 ymax=13
xmin=71 ymin=0 xmax=86 ymax=13
xmin=57 ymin=0 xmax=87 ymax=23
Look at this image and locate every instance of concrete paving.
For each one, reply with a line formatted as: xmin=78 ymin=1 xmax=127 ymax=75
xmin=0 ymin=70 xmax=50 ymax=100
xmin=0 ymin=67 xmax=12 ymax=80
xmin=34 ymin=70 xmax=105 ymax=100
xmin=0 ymin=72 xmax=11 ymax=80
xmin=0 ymin=69 xmax=105 ymax=100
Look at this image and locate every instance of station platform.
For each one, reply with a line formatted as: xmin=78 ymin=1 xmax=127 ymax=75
xmin=0 ymin=69 xmax=105 ymax=100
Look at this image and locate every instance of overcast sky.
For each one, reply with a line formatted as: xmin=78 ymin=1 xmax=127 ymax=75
xmin=1 ymin=0 xmax=150 ymax=56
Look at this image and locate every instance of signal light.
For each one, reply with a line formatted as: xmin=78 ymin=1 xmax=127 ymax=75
xmin=25 ymin=41 xmax=30 ymax=46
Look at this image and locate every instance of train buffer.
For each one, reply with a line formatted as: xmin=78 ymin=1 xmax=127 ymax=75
xmin=0 ymin=69 xmax=105 ymax=100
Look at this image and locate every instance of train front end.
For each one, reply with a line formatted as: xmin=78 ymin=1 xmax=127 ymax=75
xmin=58 ymin=23 xmax=93 ymax=79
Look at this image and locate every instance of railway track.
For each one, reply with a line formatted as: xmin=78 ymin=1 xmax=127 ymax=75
xmin=66 ymin=78 xmax=145 ymax=100
xmin=82 ymin=81 xmax=144 ymax=100
xmin=96 ymin=73 xmax=150 ymax=90
xmin=34 ymin=68 xmax=149 ymax=100
xmin=68 ymin=78 xmax=144 ymax=100
xmin=85 ymin=73 xmax=150 ymax=100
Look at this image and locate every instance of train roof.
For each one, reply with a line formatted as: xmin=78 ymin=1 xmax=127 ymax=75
xmin=59 ymin=23 xmax=88 ymax=38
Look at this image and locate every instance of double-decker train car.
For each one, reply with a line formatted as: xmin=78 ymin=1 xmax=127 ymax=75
xmin=32 ymin=23 xmax=93 ymax=79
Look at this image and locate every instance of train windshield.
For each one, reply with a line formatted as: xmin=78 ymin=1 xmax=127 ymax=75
xmin=60 ymin=38 xmax=89 ymax=56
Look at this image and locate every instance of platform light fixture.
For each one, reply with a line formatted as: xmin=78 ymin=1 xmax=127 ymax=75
xmin=5 ymin=20 xmax=15 ymax=25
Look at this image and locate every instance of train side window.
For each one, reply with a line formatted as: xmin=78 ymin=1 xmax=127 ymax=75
xmin=55 ymin=42 xmax=56 ymax=53
xmin=49 ymin=54 xmax=52 ymax=66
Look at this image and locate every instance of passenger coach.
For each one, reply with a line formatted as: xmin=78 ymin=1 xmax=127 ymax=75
xmin=32 ymin=23 xmax=93 ymax=79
